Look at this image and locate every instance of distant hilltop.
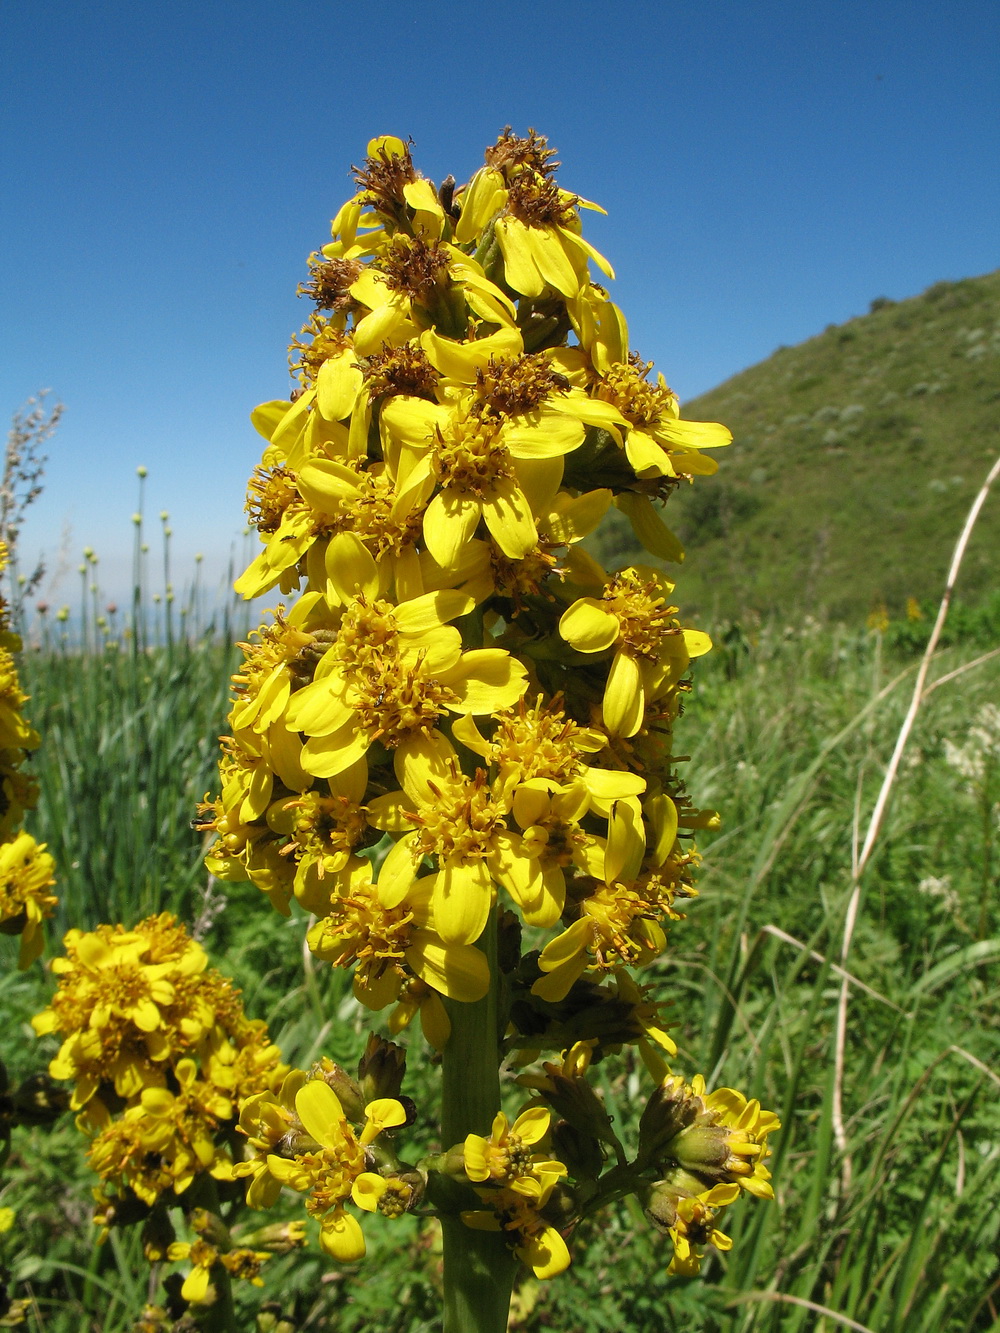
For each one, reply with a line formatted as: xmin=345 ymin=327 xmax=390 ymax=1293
xmin=596 ymin=271 xmax=1000 ymax=623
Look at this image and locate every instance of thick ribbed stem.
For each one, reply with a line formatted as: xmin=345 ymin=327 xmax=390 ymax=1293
xmin=440 ymin=910 xmax=516 ymax=1333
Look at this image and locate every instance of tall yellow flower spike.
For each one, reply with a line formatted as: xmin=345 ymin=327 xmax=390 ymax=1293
xmin=194 ymin=129 xmax=775 ymax=1326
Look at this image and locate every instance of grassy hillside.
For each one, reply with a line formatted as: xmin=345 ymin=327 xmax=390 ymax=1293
xmin=598 ymin=270 xmax=1000 ymax=623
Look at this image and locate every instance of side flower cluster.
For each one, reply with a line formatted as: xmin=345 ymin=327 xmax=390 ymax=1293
xmin=202 ymin=129 xmax=777 ymax=1281
xmin=32 ymin=913 xmax=285 ymax=1216
xmin=0 ymin=542 xmax=56 ymax=969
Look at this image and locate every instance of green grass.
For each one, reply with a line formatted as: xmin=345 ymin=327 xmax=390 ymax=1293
xmin=3 ymin=620 xmax=1000 ymax=1331
xmin=591 ymin=269 xmax=1000 ymax=624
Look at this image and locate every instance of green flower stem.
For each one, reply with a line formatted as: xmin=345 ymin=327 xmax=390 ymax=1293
xmin=440 ymin=908 xmax=517 ymax=1333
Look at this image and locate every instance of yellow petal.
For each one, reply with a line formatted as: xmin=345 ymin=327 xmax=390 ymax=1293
xmin=527 ymin=225 xmax=585 ymax=298
xmin=545 ymin=488 xmax=612 ymax=544
xmin=605 ymin=797 xmax=645 ymax=883
xmin=419 ymin=991 xmax=451 ymax=1049
xmin=296 ymin=458 xmax=362 ymax=511
xmin=454 ymin=167 xmax=507 ymax=244
xmin=326 ymin=531 xmax=379 ymax=602
xmin=351 ymin=1172 xmax=388 ymax=1213
xmin=422 ymin=489 xmax=482 ymax=570
xmin=430 ymin=859 xmax=493 ymax=944
xmin=320 ymin=1210 xmax=366 ymax=1262
xmin=582 ymin=767 xmax=646 ymax=815
xmin=495 ymin=217 xmax=544 ymax=298
xmin=440 ymin=650 xmax=528 ymax=714
xmin=295 ymin=1080 xmax=345 ymax=1150
xmin=537 ymin=917 xmax=592 ymax=972
xmin=301 ymin=724 xmax=369 ymax=779
xmin=603 ymin=651 xmax=644 ymax=738
xmin=393 ymin=730 xmax=459 ymax=800
xmin=394 ymin=589 xmax=474 ymax=634
xmin=614 ymin=492 xmax=684 ymax=564
xmin=407 ymin=931 xmax=490 ymax=1001
xmin=480 ymin=477 xmax=537 ymax=558
xmin=625 ymin=428 xmax=673 ymax=476
xmin=502 ymin=413 xmax=585 ymax=461
xmin=376 ymin=833 xmax=419 ymax=909
xmin=520 ymin=1224 xmax=571 ymax=1279
xmin=316 ymin=351 xmax=364 ymax=422
xmin=181 ymin=1264 xmax=212 ymax=1305
xmin=419 ymin=325 xmax=524 ymax=380
xmin=683 ymin=629 xmax=712 ymax=658
xmin=647 ymin=793 xmax=679 ymax=864
xmin=284 ymin=678 xmax=352 ymax=737
xmin=251 ymin=400 xmax=293 ymax=442
xmin=511 ymin=1105 xmax=551 ymax=1145
xmin=559 ymin=599 xmax=619 ymax=653
xmin=451 ymin=712 xmax=491 ymax=758
xmin=658 ymin=418 xmax=733 ymax=450
xmin=530 ymin=953 xmax=587 ymax=1003
xmin=354 ymin=302 xmax=410 ymax=358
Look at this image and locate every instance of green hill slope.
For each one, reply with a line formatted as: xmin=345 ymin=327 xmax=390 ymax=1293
xmin=598 ymin=270 xmax=1000 ymax=623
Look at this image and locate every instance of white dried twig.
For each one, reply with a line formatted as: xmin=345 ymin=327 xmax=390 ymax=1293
xmin=832 ymin=453 xmax=1000 ymax=1188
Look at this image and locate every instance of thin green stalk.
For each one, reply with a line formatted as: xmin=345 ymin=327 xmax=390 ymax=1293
xmin=440 ymin=909 xmax=516 ymax=1333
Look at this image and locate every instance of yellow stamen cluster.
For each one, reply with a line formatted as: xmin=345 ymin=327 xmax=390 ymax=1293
xmin=199 ymin=130 xmax=773 ymax=1283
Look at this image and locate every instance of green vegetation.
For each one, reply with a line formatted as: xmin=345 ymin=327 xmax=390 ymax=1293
xmin=3 ymin=618 xmax=999 ymax=1331
xmin=594 ymin=270 xmax=1000 ymax=623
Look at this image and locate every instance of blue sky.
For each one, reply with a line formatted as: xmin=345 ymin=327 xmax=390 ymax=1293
xmin=3 ymin=0 xmax=998 ymax=605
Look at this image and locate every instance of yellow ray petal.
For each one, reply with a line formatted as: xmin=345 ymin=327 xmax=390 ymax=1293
xmin=559 ymin=599 xmax=619 ymax=653
xmin=407 ymin=931 xmax=490 ymax=1001
xmin=295 ymin=1080 xmax=345 ymax=1150
xmin=603 ymin=650 xmax=645 ymax=738
xmin=481 ymin=476 xmax=537 ymax=558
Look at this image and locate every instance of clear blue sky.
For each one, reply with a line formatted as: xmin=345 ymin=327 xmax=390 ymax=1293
xmin=3 ymin=0 xmax=998 ymax=605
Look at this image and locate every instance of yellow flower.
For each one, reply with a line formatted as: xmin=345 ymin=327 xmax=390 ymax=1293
xmin=33 ymin=916 xmax=209 ymax=1108
xmin=264 ymin=1080 xmax=405 ymax=1260
xmin=592 ymin=359 xmax=732 ymax=479
xmin=456 ymin=128 xmax=613 ymax=302
xmin=645 ymin=1181 xmax=740 ymax=1276
xmin=464 ymin=1107 xmax=566 ymax=1196
xmin=282 ymin=562 xmax=527 ymax=781
xmin=368 ymin=747 xmax=550 ymax=939
xmin=638 ymin=1073 xmax=780 ymax=1200
xmin=558 ymin=566 xmax=711 ymax=737
xmin=0 ymin=830 xmax=56 ymax=968
xmin=166 ymin=1238 xmax=220 ymax=1305
xmin=461 ymin=1178 xmax=571 ymax=1280
xmin=0 ymin=647 xmax=39 ymax=752
xmin=305 ymin=856 xmax=491 ymax=1010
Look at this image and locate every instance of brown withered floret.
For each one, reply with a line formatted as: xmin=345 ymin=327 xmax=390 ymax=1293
xmin=474 ymin=353 xmax=569 ymax=419
xmin=353 ymin=139 xmax=417 ymax=213
xmin=489 ymin=543 xmax=561 ymax=609
xmin=298 ymin=254 xmax=362 ymax=311
xmin=378 ymin=235 xmax=450 ymax=301
xmin=362 ymin=345 xmax=440 ymax=401
xmin=485 ymin=127 xmax=560 ymax=180
xmin=506 ymin=172 xmax=578 ymax=229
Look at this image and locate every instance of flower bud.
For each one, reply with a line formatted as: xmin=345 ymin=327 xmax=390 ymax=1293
xmin=190 ymin=1207 xmax=231 ymax=1249
xmin=309 ymin=1057 xmax=365 ymax=1121
xmin=551 ymin=1119 xmax=604 ymax=1181
xmin=357 ymin=1033 xmax=407 ymax=1104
